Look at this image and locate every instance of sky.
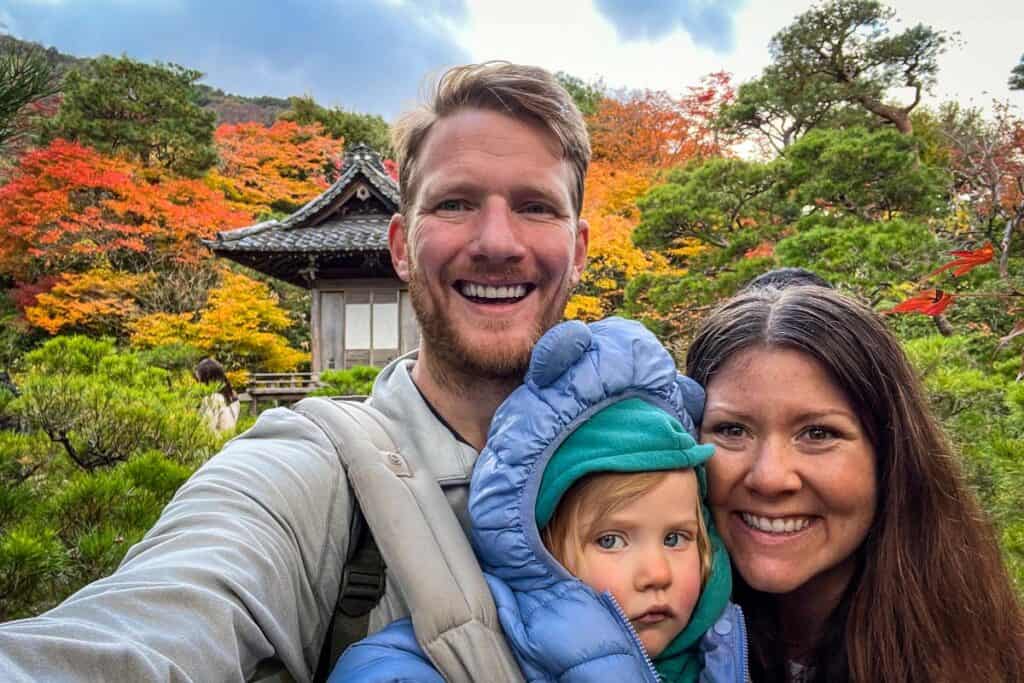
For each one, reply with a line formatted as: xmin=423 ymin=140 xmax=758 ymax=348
xmin=2 ymin=0 xmax=1022 ymax=120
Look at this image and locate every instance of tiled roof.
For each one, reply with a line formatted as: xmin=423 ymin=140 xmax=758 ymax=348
xmin=279 ymin=143 xmax=399 ymax=229
xmin=209 ymin=215 xmax=389 ymax=253
xmin=205 ymin=143 xmax=397 ymax=256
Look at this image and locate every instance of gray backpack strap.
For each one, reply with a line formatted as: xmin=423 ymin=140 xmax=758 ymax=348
xmin=294 ymin=397 xmax=525 ymax=683
xmin=310 ymin=511 xmax=383 ymax=682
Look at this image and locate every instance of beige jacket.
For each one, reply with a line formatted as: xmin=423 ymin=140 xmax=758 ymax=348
xmin=0 ymin=353 xmax=479 ymax=682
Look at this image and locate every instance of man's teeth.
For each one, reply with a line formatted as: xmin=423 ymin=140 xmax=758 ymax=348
xmin=461 ymin=283 xmax=528 ymax=300
xmin=741 ymin=513 xmax=811 ymax=534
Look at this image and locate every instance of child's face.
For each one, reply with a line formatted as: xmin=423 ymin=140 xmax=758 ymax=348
xmin=569 ymin=470 xmax=703 ymax=657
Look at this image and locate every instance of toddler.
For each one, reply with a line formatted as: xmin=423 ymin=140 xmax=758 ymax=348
xmin=331 ymin=318 xmax=747 ymax=682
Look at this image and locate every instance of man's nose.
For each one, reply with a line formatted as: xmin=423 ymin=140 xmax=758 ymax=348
xmin=744 ymin=437 xmax=802 ymax=497
xmin=469 ymin=198 xmax=526 ymax=264
xmin=635 ymin=548 xmax=672 ymax=591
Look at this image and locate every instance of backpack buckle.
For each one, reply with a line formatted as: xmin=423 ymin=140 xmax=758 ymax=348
xmin=339 ymin=557 xmax=386 ymax=617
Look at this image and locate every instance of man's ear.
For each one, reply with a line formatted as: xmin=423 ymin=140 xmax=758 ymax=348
xmin=570 ymin=218 xmax=589 ymax=287
xmin=389 ymin=213 xmax=411 ymax=283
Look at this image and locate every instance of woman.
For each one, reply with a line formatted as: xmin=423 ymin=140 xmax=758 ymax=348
xmin=686 ymin=285 xmax=1024 ymax=682
xmin=195 ymin=358 xmax=240 ymax=434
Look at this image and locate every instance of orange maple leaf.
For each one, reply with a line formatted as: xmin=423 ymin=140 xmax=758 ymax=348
xmin=928 ymin=244 xmax=994 ymax=278
xmin=885 ymin=289 xmax=954 ymax=316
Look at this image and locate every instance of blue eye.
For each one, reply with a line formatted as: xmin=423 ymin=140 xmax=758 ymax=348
xmin=595 ymin=534 xmax=625 ymax=550
xmin=664 ymin=532 xmax=690 ymax=548
xmin=521 ymin=202 xmax=554 ymax=215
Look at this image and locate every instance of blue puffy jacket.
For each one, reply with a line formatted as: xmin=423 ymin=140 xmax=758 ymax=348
xmin=330 ymin=318 xmax=748 ymax=682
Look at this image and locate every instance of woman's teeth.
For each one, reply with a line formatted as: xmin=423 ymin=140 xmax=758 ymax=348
xmin=741 ymin=513 xmax=811 ymax=534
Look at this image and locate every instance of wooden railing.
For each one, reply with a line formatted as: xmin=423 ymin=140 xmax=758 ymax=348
xmin=240 ymin=372 xmax=323 ymax=413
xmin=248 ymin=372 xmax=321 ymax=393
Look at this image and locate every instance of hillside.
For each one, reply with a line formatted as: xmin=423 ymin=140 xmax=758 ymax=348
xmin=1 ymin=34 xmax=289 ymax=125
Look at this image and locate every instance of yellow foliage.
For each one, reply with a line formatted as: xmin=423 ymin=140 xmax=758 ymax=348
xmin=226 ymin=368 xmax=250 ymax=388
xmin=945 ymin=201 xmax=975 ymax=236
xmin=129 ymin=312 xmax=197 ymax=347
xmin=130 ymin=270 xmax=307 ymax=375
xmin=24 ymin=268 xmax=151 ymax=335
xmin=565 ymin=295 xmax=605 ymax=321
xmin=667 ymin=237 xmax=710 ymax=260
xmin=579 ymin=160 xmax=674 ymax=305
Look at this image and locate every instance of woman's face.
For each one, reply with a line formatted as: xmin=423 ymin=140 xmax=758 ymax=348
xmin=701 ymin=347 xmax=877 ymax=602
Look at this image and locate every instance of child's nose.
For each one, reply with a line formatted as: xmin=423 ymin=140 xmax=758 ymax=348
xmin=635 ymin=549 xmax=672 ymax=590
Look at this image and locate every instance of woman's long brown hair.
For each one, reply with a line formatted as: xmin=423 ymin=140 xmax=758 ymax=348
xmin=686 ymin=286 xmax=1024 ymax=682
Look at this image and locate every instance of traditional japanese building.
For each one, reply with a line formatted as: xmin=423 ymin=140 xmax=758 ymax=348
xmin=205 ymin=144 xmax=418 ymax=372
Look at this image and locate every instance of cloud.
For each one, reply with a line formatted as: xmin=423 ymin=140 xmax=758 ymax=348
xmin=3 ymin=0 xmax=471 ymax=118
xmin=592 ymin=0 xmax=745 ymax=53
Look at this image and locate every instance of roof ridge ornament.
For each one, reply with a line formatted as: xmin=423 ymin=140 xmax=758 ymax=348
xmin=343 ymin=142 xmax=384 ymax=172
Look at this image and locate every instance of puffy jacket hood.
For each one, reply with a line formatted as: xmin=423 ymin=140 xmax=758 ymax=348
xmin=470 ymin=317 xmax=706 ymax=590
xmin=468 ymin=318 xmax=739 ymax=682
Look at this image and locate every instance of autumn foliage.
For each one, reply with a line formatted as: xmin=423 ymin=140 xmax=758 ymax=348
xmin=24 ymin=267 xmax=149 ymax=335
xmin=129 ymin=271 xmax=307 ymax=383
xmin=886 ymin=289 xmax=956 ymax=316
xmin=207 ymin=120 xmax=339 ymax=215
xmin=0 ymin=139 xmax=250 ymax=281
xmin=568 ymin=73 xmax=733 ymax=320
xmin=589 ymin=72 xmax=733 ymax=169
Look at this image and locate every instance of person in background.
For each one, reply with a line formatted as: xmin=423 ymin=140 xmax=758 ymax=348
xmin=194 ymin=357 xmax=240 ymax=434
xmin=688 ymin=285 xmax=1024 ymax=682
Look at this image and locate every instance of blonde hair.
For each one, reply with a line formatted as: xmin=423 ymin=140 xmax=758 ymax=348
xmin=541 ymin=470 xmax=712 ymax=587
xmin=391 ymin=61 xmax=591 ymax=218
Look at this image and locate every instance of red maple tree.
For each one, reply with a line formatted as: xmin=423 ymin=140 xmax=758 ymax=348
xmin=0 ymin=139 xmax=250 ymax=282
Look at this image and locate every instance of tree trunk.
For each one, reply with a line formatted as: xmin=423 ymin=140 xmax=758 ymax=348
xmin=999 ymin=217 xmax=1015 ymax=279
xmin=934 ymin=314 xmax=954 ymax=336
xmin=857 ymin=96 xmax=913 ymax=135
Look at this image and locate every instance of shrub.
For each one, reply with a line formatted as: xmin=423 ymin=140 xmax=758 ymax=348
xmin=310 ymin=366 xmax=379 ymax=397
xmin=10 ymin=336 xmax=220 ymax=470
xmin=0 ymin=524 xmax=67 ymax=621
xmin=0 ymin=336 xmax=231 ymax=618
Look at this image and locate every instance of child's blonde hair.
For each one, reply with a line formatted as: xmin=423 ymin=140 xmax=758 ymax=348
xmin=541 ymin=470 xmax=712 ymax=586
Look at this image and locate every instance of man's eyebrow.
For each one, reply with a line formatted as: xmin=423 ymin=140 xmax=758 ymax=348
xmin=418 ymin=180 xmax=479 ymax=199
xmin=420 ymin=176 xmax=569 ymax=200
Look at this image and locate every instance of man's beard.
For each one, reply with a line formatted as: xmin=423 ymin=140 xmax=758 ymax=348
xmin=408 ymin=265 xmax=572 ymax=387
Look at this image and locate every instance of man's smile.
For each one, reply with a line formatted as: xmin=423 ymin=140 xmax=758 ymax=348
xmin=455 ymin=279 xmax=535 ymax=304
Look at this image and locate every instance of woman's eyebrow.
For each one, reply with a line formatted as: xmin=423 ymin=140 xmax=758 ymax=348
xmin=701 ymin=404 xmax=754 ymax=421
xmin=789 ymin=409 xmax=859 ymax=423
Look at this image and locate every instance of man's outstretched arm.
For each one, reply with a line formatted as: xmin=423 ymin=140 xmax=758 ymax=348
xmin=0 ymin=407 xmax=352 ymax=682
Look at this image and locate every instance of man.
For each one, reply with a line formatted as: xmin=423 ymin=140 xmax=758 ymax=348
xmin=0 ymin=62 xmax=590 ymax=681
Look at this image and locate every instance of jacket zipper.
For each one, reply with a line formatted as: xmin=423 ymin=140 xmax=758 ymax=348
xmin=735 ymin=604 xmax=751 ymax=683
xmin=601 ymin=592 xmax=661 ymax=682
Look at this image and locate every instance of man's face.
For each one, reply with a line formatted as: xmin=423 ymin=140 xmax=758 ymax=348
xmin=389 ymin=108 xmax=588 ymax=381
